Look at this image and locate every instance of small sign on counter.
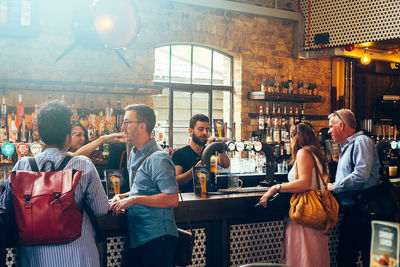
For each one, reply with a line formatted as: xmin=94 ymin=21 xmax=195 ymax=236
xmin=370 ymin=220 xmax=399 ymax=267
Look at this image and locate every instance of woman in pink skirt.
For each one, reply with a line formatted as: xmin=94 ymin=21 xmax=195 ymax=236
xmin=259 ymin=122 xmax=330 ymax=267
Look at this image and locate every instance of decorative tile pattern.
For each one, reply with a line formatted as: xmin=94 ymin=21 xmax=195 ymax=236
xmin=299 ymin=0 xmax=400 ymax=50
xmin=5 ymin=247 xmax=19 ymax=267
xmin=229 ymin=221 xmax=285 ymax=266
xmin=106 ymin=236 xmax=127 ymax=267
xmin=184 ymin=227 xmax=207 ymax=267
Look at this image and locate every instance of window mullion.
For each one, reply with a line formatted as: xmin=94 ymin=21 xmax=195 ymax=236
xmin=190 ymin=45 xmax=193 ymax=84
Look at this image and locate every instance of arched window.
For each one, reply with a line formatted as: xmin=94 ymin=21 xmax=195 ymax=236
xmin=153 ymin=45 xmax=233 ymax=148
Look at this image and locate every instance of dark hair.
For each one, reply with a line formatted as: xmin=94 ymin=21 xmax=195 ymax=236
xmin=125 ymin=104 xmax=155 ymax=135
xmin=37 ymin=101 xmax=72 ymax=148
xmin=291 ymin=123 xmax=328 ymax=176
xmin=189 ymin=114 xmax=209 ymax=129
xmin=71 ymin=120 xmax=89 ymax=144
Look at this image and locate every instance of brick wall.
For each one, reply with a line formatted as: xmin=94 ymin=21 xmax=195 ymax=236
xmin=0 ymin=0 xmax=331 ymax=138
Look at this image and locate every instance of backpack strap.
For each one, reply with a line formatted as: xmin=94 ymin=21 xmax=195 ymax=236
xmin=56 ymin=155 xmax=73 ymax=171
xmin=28 ymin=157 xmax=39 ymax=172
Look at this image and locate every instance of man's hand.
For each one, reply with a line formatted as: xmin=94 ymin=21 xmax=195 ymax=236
xmin=109 ymin=196 xmax=135 ymax=216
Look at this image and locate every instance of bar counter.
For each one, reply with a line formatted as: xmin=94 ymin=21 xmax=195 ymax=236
xmin=1 ymin=192 xmax=341 ymax=267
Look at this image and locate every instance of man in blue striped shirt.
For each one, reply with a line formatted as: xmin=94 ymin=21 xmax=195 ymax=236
xmin=0 ymin=101 xmax=109 ymax=267
xmin=109 ymin=104 xmax=179 ymax=267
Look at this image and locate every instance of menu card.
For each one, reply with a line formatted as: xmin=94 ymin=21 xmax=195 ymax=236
xmin=370 ymin=220 xmax=399 ymax=267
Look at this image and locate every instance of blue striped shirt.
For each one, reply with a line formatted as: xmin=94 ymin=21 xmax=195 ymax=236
xmin=0 ymin=148 xmax=109 ymax=267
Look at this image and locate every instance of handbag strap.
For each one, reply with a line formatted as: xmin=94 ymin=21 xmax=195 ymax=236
xmin=295 ymin=148 xmax=327 ymax=191
xmin=178 ymin=191 xmax=194 ymax=235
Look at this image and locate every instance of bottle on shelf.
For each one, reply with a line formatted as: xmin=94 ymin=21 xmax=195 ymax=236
xmin=273 ymin=76 xmax=280 ymax=93
xmin=288 ymin=76 xmax=293 ymax=94
xmin=18 ymin=116 xmax=27 ymax=142
xmin=258 ymin=105 xmax=264 ymax=131
xmin=0 ymin=96 xmax=8 ymax=142
xmin=105 ymin=98 xmax=113 ymax=132
xmin=87 ymin=101 xmax=97 ymax=142
xmin=114 ymin=100 xmax=123 ymax=132
xmin=9 ymin=113 xmax=18 ymax=143
xmin=15 ymin=94 xmax=24 ymax=131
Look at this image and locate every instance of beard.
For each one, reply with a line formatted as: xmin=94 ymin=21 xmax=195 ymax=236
xmin=192 ymin=132 xmax=207 ymax=146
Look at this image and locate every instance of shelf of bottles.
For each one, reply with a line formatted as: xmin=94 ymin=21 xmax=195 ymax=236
xmin=252 ymin=76 xmax=322 ymax=103
xmin=0 ymin=94 xmax=126 ymax=162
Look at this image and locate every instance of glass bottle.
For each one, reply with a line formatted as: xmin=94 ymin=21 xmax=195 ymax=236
xmin=15 ymin=94 xmax=24 ymax=131
xmin=0 ymin=96 xmax=8 ymax=142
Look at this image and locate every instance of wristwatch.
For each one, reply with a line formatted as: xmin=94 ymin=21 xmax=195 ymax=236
xmin=275 ymin=184 xmax=281 ymax=193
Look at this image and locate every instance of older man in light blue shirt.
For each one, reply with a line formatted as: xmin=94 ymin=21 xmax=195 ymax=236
xmin=328 ymin=109 xmax=380 ymax=267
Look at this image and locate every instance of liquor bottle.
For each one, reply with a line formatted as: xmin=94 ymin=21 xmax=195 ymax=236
xmin=105 ymin=98 xmax=113 ymax=132
xmin=15 ymin=94 xmax=24 ymax=130
xmin=114 ymin=100 xmax=123 ymax=131
xmin=294 ymin=107 xmax=300 ymax=124
xmin=265 ymin=105 xmax=273 ymax=144
xmin=30 ymin=105 xmax=39 ymax=141
xmin=10 ymin=113 xmax=18 ymax=143
xmin=60 ymin=94 xmax=65 ymax=103
xmin=258 ymin=105 xmax=264 ymax=131
xmin=0 ymin=96 xmax=7 ymax=142
xmin=18 ymin=116 xmax=27 ymax=142
xmin=273 ymin=76 xmax=280 ymax=93
xmin=288 ymin=75 xmax=293 ymax=94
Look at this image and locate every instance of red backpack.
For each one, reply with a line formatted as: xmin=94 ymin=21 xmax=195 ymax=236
xmin=10 ymin=156 xmax=83 ymax=246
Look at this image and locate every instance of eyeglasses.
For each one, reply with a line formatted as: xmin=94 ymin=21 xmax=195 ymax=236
xmin=122 ymin=120 xmax=143 ymax=126
xmin=333 ymin=111 xmax=345 ymax=124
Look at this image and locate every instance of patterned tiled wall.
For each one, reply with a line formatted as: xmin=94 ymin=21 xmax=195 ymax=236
xmin=300 ymin=0 xmax=400 ymax=50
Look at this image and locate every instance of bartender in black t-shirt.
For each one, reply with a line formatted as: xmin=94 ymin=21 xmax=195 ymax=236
xmin=172 ymin=114 xmax=230 ymax=192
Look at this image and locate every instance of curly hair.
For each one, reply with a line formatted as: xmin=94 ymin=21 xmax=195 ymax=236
xmin=291 ymin=122 xmax=328 ymax=176
xmin=37 ymin=101 xmax=72 ymax=148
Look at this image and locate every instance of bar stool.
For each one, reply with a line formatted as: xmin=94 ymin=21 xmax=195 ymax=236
xmin=239 ymin=264 xmax=291 ymax=267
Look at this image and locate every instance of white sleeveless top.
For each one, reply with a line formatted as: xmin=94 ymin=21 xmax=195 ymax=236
xmin=287 ymin=155 xmax=329 ymax=190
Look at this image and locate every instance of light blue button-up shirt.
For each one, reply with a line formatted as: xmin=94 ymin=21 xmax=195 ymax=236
xmin=127 ymin=138 xmax=178 ymax=248
xmin=332 ymin=131 xmax=380 ymax=206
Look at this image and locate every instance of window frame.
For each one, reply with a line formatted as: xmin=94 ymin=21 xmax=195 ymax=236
xmin=153 ymin=44 xmax=234 ymax=147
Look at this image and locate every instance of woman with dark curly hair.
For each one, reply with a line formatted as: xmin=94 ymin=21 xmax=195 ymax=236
xmin=259 ymin=122 xmax=331 ymax=267
xmin=69 ymin=120 xmax=123 ymax=157
xmin=0 ymin=101 xmax=109 ymax=267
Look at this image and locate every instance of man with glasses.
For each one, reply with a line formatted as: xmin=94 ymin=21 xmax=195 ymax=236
xmin=327 ymin=109 xmax=380 ymax=267
xmin=109 ymin=104 xmax=179 ymax=267
xmin=172 ymin=114 xmax=230 ymax=192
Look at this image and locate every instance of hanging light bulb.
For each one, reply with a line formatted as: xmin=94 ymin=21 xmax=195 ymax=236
xmin=361 ymin=49 xmax=371 ymax=65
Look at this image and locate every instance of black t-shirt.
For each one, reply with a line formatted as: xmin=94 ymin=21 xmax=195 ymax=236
xmin=172 ymin=145 xmax=202 ymax=193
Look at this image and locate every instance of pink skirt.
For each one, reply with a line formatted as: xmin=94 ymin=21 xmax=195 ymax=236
xmin=280 ymin=218 xmax=330 ymax=267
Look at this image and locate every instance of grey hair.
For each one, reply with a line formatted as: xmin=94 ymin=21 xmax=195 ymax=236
xmin=328 ymin=109 xmax=356 ymax=130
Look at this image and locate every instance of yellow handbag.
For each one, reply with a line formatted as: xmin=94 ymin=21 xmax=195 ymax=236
xmin=289 ymin=150 xmax=339 ymax=233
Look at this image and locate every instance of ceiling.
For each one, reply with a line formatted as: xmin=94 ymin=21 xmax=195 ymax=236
xmin=355 ymin=39 xmax=400 ymax=52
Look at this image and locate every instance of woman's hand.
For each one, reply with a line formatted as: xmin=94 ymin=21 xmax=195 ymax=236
xmin=104 ymin=132 xmax=124 ymax=143
xmin=259 ymin=186 xmax=278 ymax=208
